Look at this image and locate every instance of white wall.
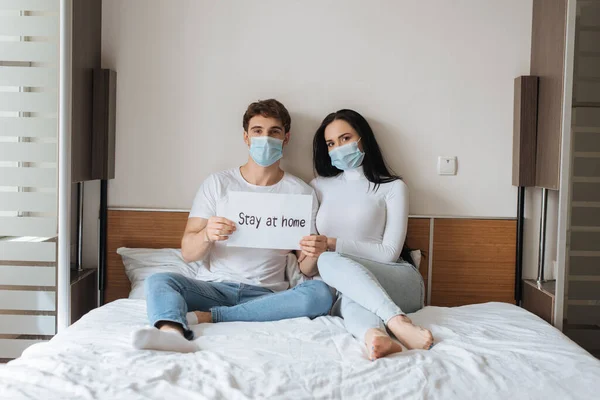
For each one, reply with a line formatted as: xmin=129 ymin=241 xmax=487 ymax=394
xmin=101 ymin=0 xmax=532 ymax=217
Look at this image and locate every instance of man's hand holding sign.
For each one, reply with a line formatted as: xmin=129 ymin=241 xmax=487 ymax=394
xmin=203 ymin=217 xmax=236 ymax=242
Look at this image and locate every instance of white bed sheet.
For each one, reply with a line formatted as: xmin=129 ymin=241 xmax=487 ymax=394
xmin=1 ymin=300 xmax=599 ymax=400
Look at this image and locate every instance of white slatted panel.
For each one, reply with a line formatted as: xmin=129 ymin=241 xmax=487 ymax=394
xmin=0 ymin=242 xmax=56 ymax=262
xmin=0 ymin=192 xmax=57 ymax=212
xmin=0 ymin=339 xmax=46 ymax=358
xmin=0 ymin=143 xmax=56 ymax=162
xmin=0 ymin=117 xmax=57 ymax=138
xmin=567 ymin=329 xmax=600 ymax=352
xmin=0 ymin=266 xmax=55 ymax=286
xmin=0 ymin=92 xmax=57 ymax=113
xmin=0 ymin=67 xmax=57 ymax=89
xmin=0 ymin=315 xmax=54 ymax=335
xmin=577 ymin=83 xmax=600 ymax=104
xmin=0 ymin=167 xmax=56 ymax=187
xmin=0 ymin=290 xmax=55 ymax=311
xmin=579 ymin=31 xmax=600 ymax=53
xmin=0 ymin=0 xmax=59 ymax=11
xmin=0 ymin=0 xmax=60 ymax=360
xmin=0 ymin=42 xmax=57 ymax=63
xmin=578 ymin=55 xmax=600 ymax=78
xmin=581 ymin=2 xmax=600 ymax=26
xmin=0 ymin=16 xmax=58 ymax=36
xmin=0 ymin=217 xmax=56 ymax=236
xmin=574 ymin=108 xmax=600 ymax=127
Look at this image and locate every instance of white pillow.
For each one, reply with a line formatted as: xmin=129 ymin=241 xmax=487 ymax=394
xmin=117 ymin=247 xmax=204 ymax=299
xmin=118 ymin=248 xmax=306 ymax=299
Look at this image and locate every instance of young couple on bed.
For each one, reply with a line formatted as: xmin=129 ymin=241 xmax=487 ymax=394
xmin=133 ymin=99 xmax=433 ymax=360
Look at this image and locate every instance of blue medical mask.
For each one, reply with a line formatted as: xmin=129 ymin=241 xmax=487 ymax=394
xmin=249 ymin=136 xmax=284 ymax=167
xmin=329 ymin=139 xmax=365 ymax=170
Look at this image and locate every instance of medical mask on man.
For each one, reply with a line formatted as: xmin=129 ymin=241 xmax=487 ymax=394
xmin=249 ymin=136 xmax=284 ymax=167
xmin=329 ymin=139 xmax=364 ymax=170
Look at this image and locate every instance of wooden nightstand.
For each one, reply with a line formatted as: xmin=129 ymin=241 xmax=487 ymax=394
xmin=70 ymin=269 xmax=98 ymax=324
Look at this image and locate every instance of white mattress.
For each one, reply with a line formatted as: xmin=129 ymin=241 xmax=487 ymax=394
xmin=1 ymin=300 xmax=599 ymax=400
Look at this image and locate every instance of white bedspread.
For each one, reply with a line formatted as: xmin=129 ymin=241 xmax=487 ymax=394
xmin=1 ymin=300 xmax=599 ymax=400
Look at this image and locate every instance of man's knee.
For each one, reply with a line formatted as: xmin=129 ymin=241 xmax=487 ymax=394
xmin=145 ymin=272 xmax=183 ymax=294
xmin=299 ymin=280 xmax=335 ymax=317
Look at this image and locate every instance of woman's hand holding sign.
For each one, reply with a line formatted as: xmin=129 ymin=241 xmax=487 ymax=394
xmin=299 ymin=235 xmax=328 ymax=259
xmin=204 ymin=217 xmax=236 ymax=242
xmin=296 ymin=235 xmax=328 ymax=276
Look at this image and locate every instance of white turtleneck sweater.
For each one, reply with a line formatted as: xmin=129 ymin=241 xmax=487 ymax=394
xmin=309 ymin=167 xmax=409 ymax=264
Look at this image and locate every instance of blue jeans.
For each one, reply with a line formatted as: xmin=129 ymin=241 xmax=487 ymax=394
xmin=145 ymin=272 xmax=335 ymax=340
xmin=318 ymin=252 xmax=424 ymax=341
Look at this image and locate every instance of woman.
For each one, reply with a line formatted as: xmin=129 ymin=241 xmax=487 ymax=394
xmin=307 ymin=109 xmax=433 ymax=360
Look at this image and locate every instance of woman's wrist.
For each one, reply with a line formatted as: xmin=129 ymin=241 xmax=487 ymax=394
xmin=327 ymin=237 xmax=337 ymax=252
xmin=203 ymin=228 xmax=213 ymax=243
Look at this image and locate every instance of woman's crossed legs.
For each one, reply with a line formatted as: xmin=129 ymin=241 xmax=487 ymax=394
xmin=319 ymin=252 xmax=433 ymax=359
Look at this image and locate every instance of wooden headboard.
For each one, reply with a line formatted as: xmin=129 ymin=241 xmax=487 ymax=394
xmin=104 ymin=210 xmax=432 ymax=304
xmin=106 ymin=210 xmax=189 ymax=303
xmin=105 ymin=209 xmax=515 ymax=307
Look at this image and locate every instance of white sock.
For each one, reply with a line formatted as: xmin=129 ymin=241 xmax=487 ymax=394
xmin=186 ymin=311 xmax=198 ymax=325
xmin=131 ymin=327 xmax=198 ymax=353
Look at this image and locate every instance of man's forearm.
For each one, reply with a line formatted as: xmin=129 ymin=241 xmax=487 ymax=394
xmin=299 ymin=256 xmax=319 ymax=277
xmin=181 ymin=229 xmax=211 ymax=263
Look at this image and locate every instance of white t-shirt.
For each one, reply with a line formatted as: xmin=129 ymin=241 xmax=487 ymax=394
xmin=310 ymin=166 xmax=409 ymax=264
xmin=189 ymin=168 xmax=318 ymax=292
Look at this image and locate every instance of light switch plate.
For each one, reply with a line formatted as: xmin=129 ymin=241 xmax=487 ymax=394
xmin=438 ymin=156 xmax=457 ymax=175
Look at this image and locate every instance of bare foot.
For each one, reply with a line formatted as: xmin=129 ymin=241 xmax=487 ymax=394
xmin=364 ymin=328 xmax=403 ymax=360
xmin=193 ymin=311 xmax=212 ymax=324
xmin=387 ymin=315 xmax=433 ymax=350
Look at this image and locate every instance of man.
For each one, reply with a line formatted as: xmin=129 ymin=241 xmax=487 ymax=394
xmin=133 ymin=99 xmax=334 ymax=352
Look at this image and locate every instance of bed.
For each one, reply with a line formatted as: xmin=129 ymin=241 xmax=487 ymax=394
xmin=1 ymin=299 xmax=599 ymax=399
xmin=1 ymin=210 xmax=599 ymax=399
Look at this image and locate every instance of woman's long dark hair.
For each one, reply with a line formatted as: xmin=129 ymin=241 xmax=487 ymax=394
xmin=313 ymin=109 xmax=401 ymax=190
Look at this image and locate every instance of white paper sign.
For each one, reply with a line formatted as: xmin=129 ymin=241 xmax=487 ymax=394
xmin=217 ymin=191 xmax=313 ymax=250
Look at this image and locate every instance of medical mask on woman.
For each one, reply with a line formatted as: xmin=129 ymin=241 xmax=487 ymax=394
xmin=329 ymin=139 xmax=365 ymax=170
xmin=249 ymin=136 xmax=284 ymax=167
